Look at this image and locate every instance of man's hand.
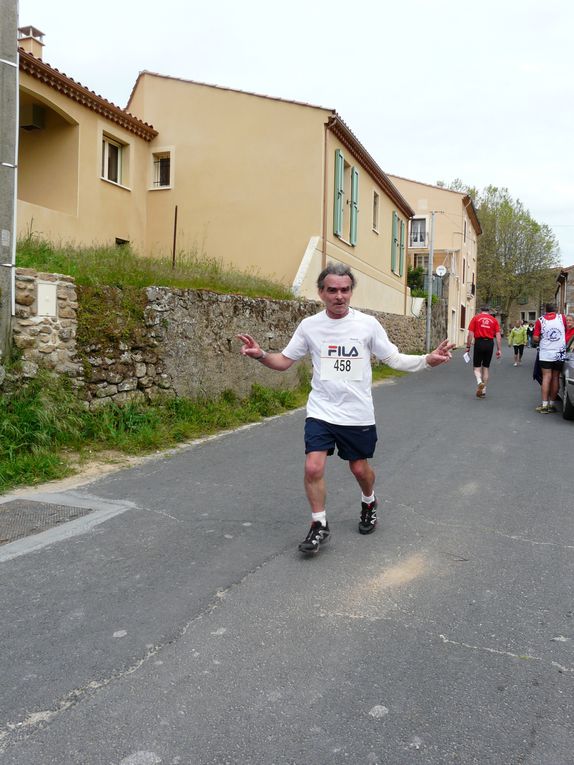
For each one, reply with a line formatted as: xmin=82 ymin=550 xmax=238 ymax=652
xmin=426 ymin=339 xmax=456 ymax=367
xmin=237 ymin=333 xmax=264 ymax=360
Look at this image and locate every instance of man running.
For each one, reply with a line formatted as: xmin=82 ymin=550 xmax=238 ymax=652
xmin=238 ymin=262 xmax=454 ymax=555
xmin=465 ymin=306 xmax=502 ymax=398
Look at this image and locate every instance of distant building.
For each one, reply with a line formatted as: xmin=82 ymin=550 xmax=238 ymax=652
xmin=556 ymin=265 xmax=574 ymax=315
xmin=387 ymin=176 xmax=481 ymax=347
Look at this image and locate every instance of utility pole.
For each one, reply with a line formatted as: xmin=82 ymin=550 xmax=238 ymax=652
xmin=0 ymin=0 xmax=18 ymax=363
xmin=425 ymin=211 xmax=435 ymax=352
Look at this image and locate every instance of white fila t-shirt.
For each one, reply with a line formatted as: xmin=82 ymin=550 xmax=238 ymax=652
xmin=282 ymin=308 xmax=422 ymax=425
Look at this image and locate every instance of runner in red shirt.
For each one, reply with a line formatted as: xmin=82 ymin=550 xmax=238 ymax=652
xmin=466 ymin=306 xmax=502 ymax=398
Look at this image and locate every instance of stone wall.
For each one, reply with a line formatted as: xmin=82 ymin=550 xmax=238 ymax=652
xmin=4 ymin=269 xmax=432 ymax=407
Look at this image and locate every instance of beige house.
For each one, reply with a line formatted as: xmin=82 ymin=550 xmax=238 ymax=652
xmin=387 ymin=176 xmax=481 ymax=346
xmin=17 ymin=27 xmax=156 ymax=252
xmin=16 ymin=28 xmax=415 ymax=316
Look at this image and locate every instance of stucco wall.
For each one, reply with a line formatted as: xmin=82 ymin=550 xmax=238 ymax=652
xmin=4 ymin=269 xmax=431 ymax=408
xmin=18 ymin=75 xmax=151 ymax=251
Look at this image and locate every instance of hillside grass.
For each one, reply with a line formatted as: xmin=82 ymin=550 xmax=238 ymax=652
xmin=16 ymin=236 xmax=295 ymax=300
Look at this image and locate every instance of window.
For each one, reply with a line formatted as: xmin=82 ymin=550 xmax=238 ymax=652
xmin=391 ymin=212 xmax=405 ymax=276
xmin=460 ymin=304 xmax=466 ymax=329
xmin=372 ymin=191 xmax=380 ymax=232
xmin=463 ymin=220 xmax=467 ymax=243
xmin=102 ymin=135 xmax=126 ymax=185
xmin=410 ymin=218 xmax=426 ymax=247
xmin=414 ymin=254 xmax=428 ymax=271
xmin=333 ymin=149 xmax=359 ymax=245
xmin=152 ymin=151 xmax=171 ymax=188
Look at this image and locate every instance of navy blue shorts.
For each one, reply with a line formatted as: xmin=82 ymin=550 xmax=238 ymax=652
xmin=304 ymin=417 xmax=378 ymax=461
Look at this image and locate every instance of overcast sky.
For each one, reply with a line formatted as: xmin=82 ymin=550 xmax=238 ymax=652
xmin=18 ymin=0 xmax=574 ymax=266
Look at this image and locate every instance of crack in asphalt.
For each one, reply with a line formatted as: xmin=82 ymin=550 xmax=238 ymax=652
xmin=0 ymin=549 xmax=286 ymax=753
xmin=398 ymin=503 xmax=574 ymax=551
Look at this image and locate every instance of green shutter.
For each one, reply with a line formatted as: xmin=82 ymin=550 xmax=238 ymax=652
xmin=350 ymin=167 xmax=359 ymax=245
xmin=399 ymin=219 xmax=405 ymax=276
xmin=391 ymin=212 xmax=398 ymax=273
xmin=333 ymin=149 xmax=344 ymax=237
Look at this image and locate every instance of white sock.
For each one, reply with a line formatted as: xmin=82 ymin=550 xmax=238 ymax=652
xmin=550 ymin=400 xmax=557 ymax=406
xmin=312 ymin=511 xmax=327 ymax=526
xmin=542 ymin=400 xmax=548 ymax=407
xmin=362 ymin=493 xmax=375 ymax=504
xmin=475 ymin=373 xmax=482 ymax=384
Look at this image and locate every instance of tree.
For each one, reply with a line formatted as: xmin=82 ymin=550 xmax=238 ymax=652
xmin=475 ymin=186 xmax=559 ymax=323
xmin=445 ymin=182 xmax=560 ymax=325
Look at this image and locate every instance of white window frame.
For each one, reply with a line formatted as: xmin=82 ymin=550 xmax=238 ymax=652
xmin=101 ymin=132 xmax=130 ymax=188
xmin=410 ymin=217 xmax=427 ymax=247
xmin=372 ymin=191 xmax=380 ymax=233
xmin=102 ymin=136 xmax=122 ymax=184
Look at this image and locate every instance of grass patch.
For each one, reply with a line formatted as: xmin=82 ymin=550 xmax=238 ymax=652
xmin=0 ymin=371 xmax=309 ymax=493
xmin=0 ymin=363 xmax=404 ymax=493
xmin=16 ymin=236 xmax=294 ymax=300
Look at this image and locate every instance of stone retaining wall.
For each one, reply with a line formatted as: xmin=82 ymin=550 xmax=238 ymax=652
xmin=4 ymin=269 xmax=434 ymax=408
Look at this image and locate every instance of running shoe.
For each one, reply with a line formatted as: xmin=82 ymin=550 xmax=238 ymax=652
xmin=298 ymin=522 xmax=330 ymax=554
xmin=359 ymin=498 xmax=378 ymax=535
xmin=536 ymin=405 xmax=550 ymax=413
xmin=476 ymin=382 xmax=486 ymax=398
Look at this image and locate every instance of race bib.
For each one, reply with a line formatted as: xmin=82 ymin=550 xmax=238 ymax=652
xmin=320 ymin=341 xmax=365 ymax=380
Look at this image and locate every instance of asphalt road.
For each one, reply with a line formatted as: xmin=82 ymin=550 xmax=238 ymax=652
xmin=1 ymin=346 xmax=573 ymax=765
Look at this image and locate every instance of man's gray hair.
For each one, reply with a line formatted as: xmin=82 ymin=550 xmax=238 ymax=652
xmin=317 ymin=262 xmax=356 ymax=290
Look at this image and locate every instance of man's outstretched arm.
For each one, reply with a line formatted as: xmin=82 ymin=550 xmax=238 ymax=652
xmin=237 ymin=334 xmax=295 ymax=371
xmin=384 ymin=339 xmax=455 ymax=371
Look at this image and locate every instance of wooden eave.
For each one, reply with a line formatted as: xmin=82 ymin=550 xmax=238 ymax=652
xmin=463 ymin=194 xmax=482 ymax=236
xmin=327 ymin=115 xmax=414 ymax=219
xmin=18 ymin=49 xmax=158 ymax=141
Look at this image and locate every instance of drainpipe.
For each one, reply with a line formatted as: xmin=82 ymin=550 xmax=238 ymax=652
xmin=321 ymin=120 xmax=330 ymax=271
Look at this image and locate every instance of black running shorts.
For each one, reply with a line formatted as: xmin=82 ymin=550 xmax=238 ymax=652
xmin=473 ymin=337 xmax=494 ymax=368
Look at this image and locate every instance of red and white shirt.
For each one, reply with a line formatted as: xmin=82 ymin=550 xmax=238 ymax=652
xmin=534 ymin=313 xmax=567 ymax=361
xmin=468 ymin=313 xmax=500 ymax=339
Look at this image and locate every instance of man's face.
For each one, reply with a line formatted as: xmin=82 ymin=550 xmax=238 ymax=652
xmin=567 ymin=315 xmax=574 ymax=330
xmin=319 ymin=274 xmax=353 ymax=318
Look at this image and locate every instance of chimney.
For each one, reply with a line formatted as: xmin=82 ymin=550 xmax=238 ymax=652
xmin=18 ymin=26 xmax=45 ymax=60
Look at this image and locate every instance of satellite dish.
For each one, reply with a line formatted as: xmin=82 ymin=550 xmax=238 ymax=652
xmin=435 ymin=265 xmax=447 ymax=277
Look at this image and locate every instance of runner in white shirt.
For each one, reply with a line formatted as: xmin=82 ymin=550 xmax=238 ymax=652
xmin=238 ymin=263 xmax=454 ymax=555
